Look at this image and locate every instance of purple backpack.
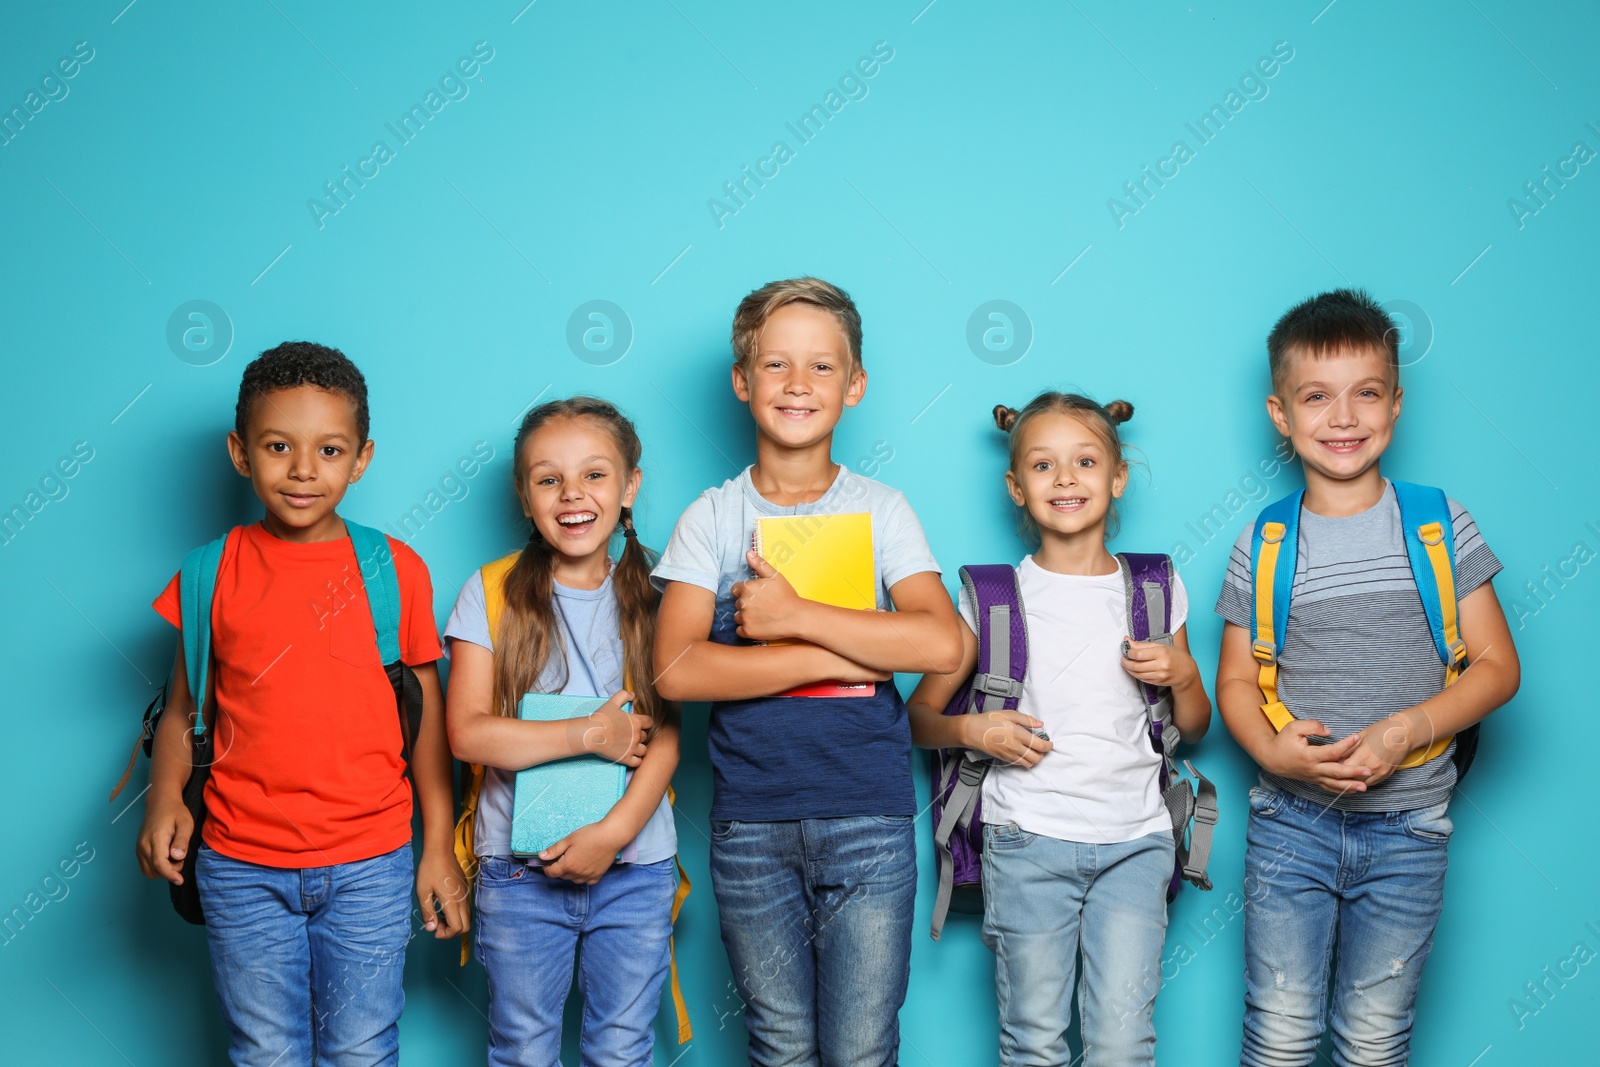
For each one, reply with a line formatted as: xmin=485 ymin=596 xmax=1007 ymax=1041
xmin=929 ymin=555 xmax=1218 ymax=940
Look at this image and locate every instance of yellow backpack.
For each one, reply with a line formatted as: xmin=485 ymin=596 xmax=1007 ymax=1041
xmin=452 ymin=549 xmax=693 ymax=1044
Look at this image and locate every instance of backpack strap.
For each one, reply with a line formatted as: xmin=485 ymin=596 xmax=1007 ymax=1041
xmin=931 ymin=564 xmax=1025 ymax=941
xmin=345 ymin=522 xmax=424 ymax=768
xmin=455 ymin=550 xmax=521 ymax=966
xmin=1118 ymin=553 xmax=1216 ymax=893
xmin=1391 ymin=482 xmax=1463 ymax=768
xmin=109 ymin=530 xmax=232 ymax=803
xmin=1249 ymin=492 xmax=1303 ymax=733
xmin=179 ymin=533 xmax=230 ymax=732
xmin=1117 ymin=552 xmax=1176 ymax=747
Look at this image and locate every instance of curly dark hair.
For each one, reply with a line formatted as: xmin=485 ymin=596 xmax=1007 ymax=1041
xmin=234 ymin=341 xmax=370 ymax=442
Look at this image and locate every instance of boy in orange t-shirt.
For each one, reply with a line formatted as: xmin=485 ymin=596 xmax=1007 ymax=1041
xmin=136 ymin=342 xmax=466 ymax=1066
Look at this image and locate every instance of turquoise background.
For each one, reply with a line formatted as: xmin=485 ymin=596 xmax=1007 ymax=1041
xmin=3 ymin=0 xmax=1596 ymax=1062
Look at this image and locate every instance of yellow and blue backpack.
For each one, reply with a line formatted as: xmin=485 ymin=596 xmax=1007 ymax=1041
xmin=1249 ymin=481 xmax=1478 ymax=776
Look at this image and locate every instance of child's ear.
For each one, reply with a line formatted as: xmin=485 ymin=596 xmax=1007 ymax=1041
xmin=1391 ymin=385 xmax=1403 ymax=422
xmin=226 ymin=430 xmax=251 ymax=477
xmin=1265 ymin=392 xmax=1292 ymax=439
xmin=730 ymin=362 xmax=752 ymax=402
xmin=348 ymin=439 xmax=376 ymax=484
xmin=1112 ymin=462 xmax=1129 ymax=499
xmin=843 ymin=367 xmax=867 ymax=408
xmin=1004 ymin=468 xmax=1026 ymax=507
xmin=622 ymin=466 xmax=642 ymax=508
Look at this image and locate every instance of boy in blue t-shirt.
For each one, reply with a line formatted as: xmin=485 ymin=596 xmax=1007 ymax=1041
xmin=1215 ymin=290 xmax=1521 ymax=1066
xmin=653 ymin=277 xmax=963 ymax=1067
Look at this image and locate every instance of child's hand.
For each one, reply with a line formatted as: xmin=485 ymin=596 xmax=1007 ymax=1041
xmin=1335 ymin=714 xmax=1424 ymax=791
xmin=962 ymin=710 xmax=1052 ymax=768
xmin=1261 ymin=719 xmax=1372 ymax=795
xmin=136 ymin=795 xmax=192 ymax=886
xmin=1120 ymin=639 xmax=1199 ymax=689
xmin=732 ymin=551 xmax=810 ymax=642
xmin=572 ymin=690 xmax=652 ymax=767
xmin=415 ymin=847 xmax=471 ymax=939
xmin=540 ymin=822 xmax=627 ymax=885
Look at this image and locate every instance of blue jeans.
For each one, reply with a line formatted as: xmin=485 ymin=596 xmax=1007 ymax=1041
xmin=710 ymin=815 xmax=916 ymax=1067
xmin=474 ymin=856 xmax=676 ymax=1067
xmin=196 ymin=843 xmax=414 ymax=1067
xmin=1240 ymin=786 xmax=1452 ymax=1067
xmin=980 ymin=825 xmax=1174 ymax=1067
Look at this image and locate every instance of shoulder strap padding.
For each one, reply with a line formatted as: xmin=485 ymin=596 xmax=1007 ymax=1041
xmin=1390 ymin=481 xmax=1463 ymax=670
xmin=957 ymin=564 xmax=1026 ymax=712
xmin=480 ymin=550 xmax=523 ymax=653
xmin=345 ymin=522 xmax=401 ymax=664
xmin=1250 ymin=491 xmax=1303 ymax=663
xmin=179 ymin=530 xmax=235 ymax=735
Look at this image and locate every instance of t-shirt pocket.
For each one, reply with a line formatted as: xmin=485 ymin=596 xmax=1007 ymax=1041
xmin=328 ymin=602 xmax=382 ymax=668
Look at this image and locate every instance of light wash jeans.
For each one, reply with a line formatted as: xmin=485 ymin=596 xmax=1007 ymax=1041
xmin=1240 ymin=785 xmax=1452 ymax=1067
xmin=196 ymin=842 xmax=413 ymax=1067
xmin=709 ymin=815 xmax=917 ymax=1067
xmin=980 ymin=824 xmax=1174 ymax=1067
xmin=474 ymin=856 xmax=677 ymax=1067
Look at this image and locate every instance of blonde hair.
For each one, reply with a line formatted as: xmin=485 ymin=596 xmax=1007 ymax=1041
xmin=993 ymin=391 xmax=1135 ymax=540
xmin=731 ymin=277 xmax=863 ymax=373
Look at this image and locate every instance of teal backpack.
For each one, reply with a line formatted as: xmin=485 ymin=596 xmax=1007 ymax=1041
xmin=112 ymin=522 xmax=422 ymax=924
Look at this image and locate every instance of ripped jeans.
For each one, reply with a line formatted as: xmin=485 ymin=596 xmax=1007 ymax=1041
xmin=1239 ymin=785 xmax=1452 ymax=1067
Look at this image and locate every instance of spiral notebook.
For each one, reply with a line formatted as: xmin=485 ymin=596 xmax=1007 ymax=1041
xmin=753 ymin=512 xmax=876 ymax=698
xmin=510 ymin=693 xmax=627 ymax=858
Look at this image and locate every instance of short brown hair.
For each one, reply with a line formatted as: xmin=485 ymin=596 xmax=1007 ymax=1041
xmin=731 ymin=277 xmax=863 ymax=372
xmin=1267 ymin=288 xmax=1399 ymax=394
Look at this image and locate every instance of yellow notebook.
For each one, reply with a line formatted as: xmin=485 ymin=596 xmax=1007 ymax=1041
xmin=753 ymin=512 xmax=875 ymax=698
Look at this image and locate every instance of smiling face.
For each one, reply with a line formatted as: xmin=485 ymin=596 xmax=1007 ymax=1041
xmin=518 ymin=415 xmax=640 ymax=566
xmin=732 ymin=302 xmax=866 ymax=452
xmin=1005 ymin=411 xmax=1127 ymax=542
xmin=1267 ymin=343 xmax=1401 ymax=486
xmin=227 ymin=384 xmax=373 ymax=543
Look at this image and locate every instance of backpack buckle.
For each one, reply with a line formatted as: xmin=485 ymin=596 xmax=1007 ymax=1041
xmin=1251 ymin=641 xmax=1276 ymax=664
xmin=957 ymin=758 xmax=988 ymax=787
xmin=1418 ymin=521 xmax=1445 ymax=547
xmin=1447 ymin=637 xmax=1467 ymax=665
xmin=972 ymin=673 xmax=1024 ymax=700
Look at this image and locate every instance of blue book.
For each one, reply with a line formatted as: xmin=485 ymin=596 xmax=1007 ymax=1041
xmin=510 ymin=694 xmax=628 ymax=858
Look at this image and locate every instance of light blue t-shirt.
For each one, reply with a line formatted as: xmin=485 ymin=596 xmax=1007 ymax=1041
xmin=650 ymin=464 xmax=940 ymax=821
xmin=444 ymin=566 xmax=677 ymax=865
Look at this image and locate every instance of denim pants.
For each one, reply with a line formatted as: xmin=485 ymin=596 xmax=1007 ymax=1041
xmin=980 ymin=825 xmax=1174 ymax=1067
xmin=474 ymin=856 xmax=677 ymax=1067
xmin=196 ymin=843 xmax=414 ymax=1067
xmin=709 ymin=815 xmax=917 ymax=1067
xmin=1240 ymin=786 xmax=1452 ymax=1067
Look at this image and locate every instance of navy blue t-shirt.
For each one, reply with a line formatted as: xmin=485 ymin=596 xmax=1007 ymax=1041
xmin=652 ymin=466 xmax=939 ymax=822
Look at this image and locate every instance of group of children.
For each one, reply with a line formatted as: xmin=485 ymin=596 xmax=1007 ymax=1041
xmin=135 ymin=279 xmax=1520 ymax=1067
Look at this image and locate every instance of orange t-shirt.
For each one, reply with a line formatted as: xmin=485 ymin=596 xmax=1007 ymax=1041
xmin=153 ymin=522 xmax=442 ymax=868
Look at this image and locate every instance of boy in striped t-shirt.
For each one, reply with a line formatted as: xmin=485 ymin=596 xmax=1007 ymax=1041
xmin=1215 ymin=289 xmax=1520 ymax=1067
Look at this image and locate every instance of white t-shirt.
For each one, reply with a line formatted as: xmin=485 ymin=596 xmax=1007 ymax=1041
xmin=957 ymin=556 xmax=1188 ymax=845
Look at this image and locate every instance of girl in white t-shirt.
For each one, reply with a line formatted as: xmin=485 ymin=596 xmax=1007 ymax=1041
xmin=909 ymin=392 xmax=1211 ymax=1067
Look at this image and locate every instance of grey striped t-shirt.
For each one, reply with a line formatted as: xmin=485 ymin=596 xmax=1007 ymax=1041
xmin=1216 ymin=481 xmax=1501 ymax=811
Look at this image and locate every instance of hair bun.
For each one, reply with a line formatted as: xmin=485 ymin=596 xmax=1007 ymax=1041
xmin=993 ymin=404 xmax=1019 ymax=432
xmin=1105 ymin=399 xmax=1134 ymax=425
